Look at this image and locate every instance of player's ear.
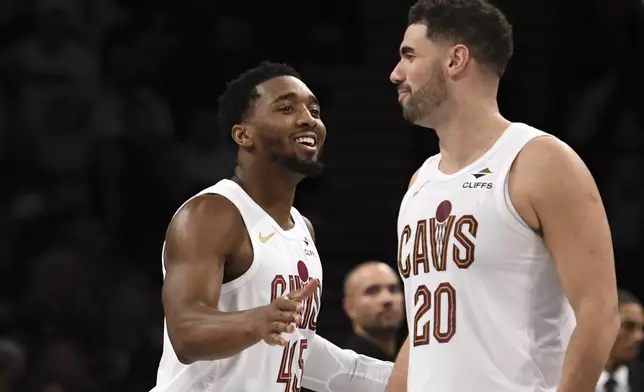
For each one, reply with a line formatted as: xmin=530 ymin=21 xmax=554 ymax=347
xmin=446 ymin=44 xmax=470 ymax=78
xmin=232 ymin=124 xmax=253 ymax=148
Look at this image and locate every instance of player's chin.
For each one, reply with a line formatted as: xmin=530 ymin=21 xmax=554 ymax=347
xmin=402 ymin=109 xmax=419 ymax=124
xmin=299 ymin=160 xmax=324 ymax=178
xmin=295 ymin=150 xmax=323 ymax=166
xmin=293 ymin=149 xmax=316 ymax=160
xmin=279 ymin=155 xmax=324 ymax=177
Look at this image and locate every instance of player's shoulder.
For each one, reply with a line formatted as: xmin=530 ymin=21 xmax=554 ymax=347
xmin=169 ymin=193 xmax=245 ymax=238
xmin=512 ymin=129 xmax=593 ymax=198
xmin=409 ymin=169 xmax=421 ymax=188
xmin=181 ymin=193 xmax=240 ymax=219
xmin=301 ymin=215 xmax=316 ymax=243
xmin=409 ymin=153 xmax=441 ymax=189
xmin=515 ymin=131 xmax=581 ymax=175
xmin=163 ymin=193 xmax=248 ymax=269
xmin=291 ymin=206 xmax=316 ymax=242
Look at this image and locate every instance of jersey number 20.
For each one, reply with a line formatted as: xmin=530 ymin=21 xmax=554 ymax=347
xmin=413 ymin=282 xmax=456 ymax=346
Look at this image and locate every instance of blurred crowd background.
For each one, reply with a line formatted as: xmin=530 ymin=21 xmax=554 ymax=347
xmin=0 ymin=0 xmax=643 ymax=390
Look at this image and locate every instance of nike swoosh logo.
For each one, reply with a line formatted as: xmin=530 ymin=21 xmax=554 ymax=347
xmin=259 ymin=232 xmax=276 ymax=243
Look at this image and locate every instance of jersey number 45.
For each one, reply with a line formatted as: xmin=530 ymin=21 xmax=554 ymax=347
xmin=276 ymin=338 xmax=307 ymax=391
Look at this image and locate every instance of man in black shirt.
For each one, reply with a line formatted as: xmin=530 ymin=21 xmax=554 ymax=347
xmin=342 ymin=261 xmax=404 ymax=361
xmin=596 ymin=289 xmax=644 ymax=392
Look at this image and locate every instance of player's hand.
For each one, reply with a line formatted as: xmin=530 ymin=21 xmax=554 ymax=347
xmin=251 ymin=279 xmax=320 ymax=347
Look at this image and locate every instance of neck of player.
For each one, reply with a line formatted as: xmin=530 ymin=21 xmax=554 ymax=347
xmin=432 ymin=93 xmax=511 ymax=175
xmin=234 ymin=163 xmax=300 ymax=230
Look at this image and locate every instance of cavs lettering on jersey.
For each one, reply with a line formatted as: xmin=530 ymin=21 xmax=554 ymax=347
xmin=397 ymin=123 xmax=576 ymax=392
xmin=154 ymin=179 xmax=323 ymax=392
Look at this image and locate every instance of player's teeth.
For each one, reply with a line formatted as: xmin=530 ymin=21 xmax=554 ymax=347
xmin=296 ymin=137 xmax=315 ymax=146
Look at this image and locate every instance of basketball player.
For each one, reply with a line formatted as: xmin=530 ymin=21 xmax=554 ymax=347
xmin=386 ymin=1 xmax=620 ymax=391
xmin=153 ymin=62 xmax=393 ymax=392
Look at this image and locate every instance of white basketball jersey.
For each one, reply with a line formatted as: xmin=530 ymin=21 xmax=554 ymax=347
xmin=397 ymin=123 xmax=576 ymax=392
xmin=153 ymin=179 xmax=323 ymax=392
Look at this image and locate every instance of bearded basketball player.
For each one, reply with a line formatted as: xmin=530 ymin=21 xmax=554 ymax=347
xmin=386 ymin=1 xmax=620 ymax=392
xmin=153 ymin=62 xmax=392 ymax=391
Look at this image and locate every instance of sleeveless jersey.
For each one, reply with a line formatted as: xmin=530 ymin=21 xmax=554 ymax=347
xmin=153 ymin=179 xmax=323 ymax=392
xmin=397 ymin=123 xmax=576 ymax=392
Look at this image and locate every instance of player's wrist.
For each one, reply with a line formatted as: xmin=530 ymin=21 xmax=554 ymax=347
xmin=243 ymin=306 xmax=266 ymax=341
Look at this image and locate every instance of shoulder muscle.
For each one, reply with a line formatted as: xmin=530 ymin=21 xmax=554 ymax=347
xmin=164 ymin=194 xmax=246 ymax=270
xmin=162 ymin=194 xmax=247 ymax=314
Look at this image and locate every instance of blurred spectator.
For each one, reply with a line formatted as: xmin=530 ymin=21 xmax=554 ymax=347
xmin=6 ymin=3 xmax=100 ymax=136
xmin=602 ymin=154 xmax=644 ymax=260
xmin=88 ymin=25 xmax=181 ymax=239
xmin=26 ymin=338 xmax=94 ymax=392
xmin=21 ymin=245 xmax=98 ymax=338
xmin=596 ymin=289 xmax=644 ymax=392
xmin=342 ymin=261 xmax=404 ymax=361
xmin=0 ymin=338 xmax=25 ymax=392
xmin=98 ymin=269 xmax=162 ymax=391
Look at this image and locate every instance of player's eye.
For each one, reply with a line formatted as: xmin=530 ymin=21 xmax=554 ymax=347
xmin=309 ymin=108 xmax=320 ymax=117
xmin=279 ymin=106 xmax=294 ymax=113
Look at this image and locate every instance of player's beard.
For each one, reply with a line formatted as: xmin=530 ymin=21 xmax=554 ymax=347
xmin=260 ymin=133 xmax=324 ymax=178
xmin=276 ymin=154 xmax=324 ymax=178
xmin=402 ymin=62 xmax=447 ymax=125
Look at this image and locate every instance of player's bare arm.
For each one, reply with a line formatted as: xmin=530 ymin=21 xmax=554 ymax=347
xmin=163 ymin=194 xmax=318 ymax=364
xmin=300 ymin=215 xmax=394 ymax=392
xmin=408 ymin=168 xmax=420 ymax=188
xmin=385 ymin=168 xmax=419 ymax=392
xmin=386 ymin=338 xmax=408 ymax=392
xmin=510 ymin=136 xmax=620 ymax=392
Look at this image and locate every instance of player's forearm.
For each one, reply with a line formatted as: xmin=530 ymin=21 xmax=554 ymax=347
xmin=386 ymin=337 xmax=408 ymax=392
xmin=168 ymin=307 xmax=261 ymax=363
xmin=302 ymin=335 xmax=393 ymax=392
xmin=557 ymin=306 xmax=620 ymax=392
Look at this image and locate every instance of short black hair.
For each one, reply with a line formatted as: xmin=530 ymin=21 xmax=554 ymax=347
xmin=216 ymin=61 xmax=301 ymax=149
xmin=618 ymin=289 xmax=642 ymax=307
xmin=408 ymin=0 xmax=514 ymax=77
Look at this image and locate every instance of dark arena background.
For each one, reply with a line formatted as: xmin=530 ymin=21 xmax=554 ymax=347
xmin=1 ymin=0 xmax=643 ymax=390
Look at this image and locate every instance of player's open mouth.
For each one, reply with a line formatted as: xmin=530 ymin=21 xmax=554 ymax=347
xmin=293 ymin=133 xmax=318 ymax=152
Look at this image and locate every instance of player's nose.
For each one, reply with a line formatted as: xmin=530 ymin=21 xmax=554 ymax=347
xmin=296 ymin=109 xmax=317 ymax=129
xmin=390 ymin=62 xmax=405 ymax=84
